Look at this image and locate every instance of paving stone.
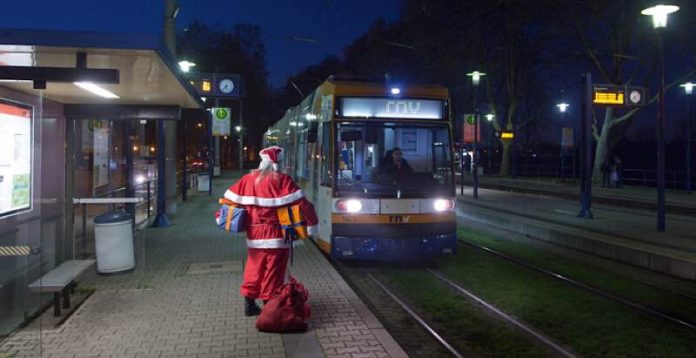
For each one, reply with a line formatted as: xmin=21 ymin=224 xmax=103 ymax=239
xmin=0 ymin=172 xmax=402 ymax=358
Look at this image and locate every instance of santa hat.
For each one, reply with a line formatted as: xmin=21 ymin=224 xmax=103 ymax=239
xmin=259 ymin=146 xmax=284 ymax=171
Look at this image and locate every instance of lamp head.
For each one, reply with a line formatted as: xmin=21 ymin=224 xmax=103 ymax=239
xmin=641 ymin=4 xmax=679 ymax=29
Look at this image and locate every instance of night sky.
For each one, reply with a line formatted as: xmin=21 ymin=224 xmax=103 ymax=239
xmin=1 ymin=0 xmax=400 ymax=87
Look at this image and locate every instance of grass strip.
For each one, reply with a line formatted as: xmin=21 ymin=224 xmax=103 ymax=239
xmin=379 ymin=269 xmax=552 ymax=357
xmin=458 ymin=228 xmax=696 ymax=324
xmin=431 ymin=230 xmax=696 ymax=357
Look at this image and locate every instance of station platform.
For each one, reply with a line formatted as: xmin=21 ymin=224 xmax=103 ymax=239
xmin=463 ymin=175 xmax=696 ymax=215
xmin=0 ymin=171 xmax=405 ymax=358
xmin=457 ymin=185 xmax=696 ymax=280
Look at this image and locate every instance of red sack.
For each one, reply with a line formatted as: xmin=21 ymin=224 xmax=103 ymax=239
xmin=256 ymin=276 xmax=311 ymax=332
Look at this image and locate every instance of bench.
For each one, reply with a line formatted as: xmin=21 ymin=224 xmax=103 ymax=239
xmin=28 ymin=260 xmax=95 ymax=316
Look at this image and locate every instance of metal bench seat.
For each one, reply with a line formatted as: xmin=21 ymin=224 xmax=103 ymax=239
xmin=28 ymin=260 xmax=95 ymax=316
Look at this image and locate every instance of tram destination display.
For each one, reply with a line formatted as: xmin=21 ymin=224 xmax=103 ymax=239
xmin=339 ymin=98 xmax=444 ymax=119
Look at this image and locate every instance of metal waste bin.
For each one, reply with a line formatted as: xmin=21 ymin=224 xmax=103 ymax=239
xmin=198 ymin=173 xmax=210 ymax=192
xmin=94 ymin=212 xmax=135 ymax=274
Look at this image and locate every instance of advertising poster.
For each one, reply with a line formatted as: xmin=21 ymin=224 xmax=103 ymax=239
xmin=0 ymin=101 xmax=32 ymax=216
xmin=93 ymin=122 xmax=110 ymax=193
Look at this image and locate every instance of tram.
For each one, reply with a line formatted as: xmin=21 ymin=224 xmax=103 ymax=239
xmin=265 ymin=76 xmax=457 ymax=260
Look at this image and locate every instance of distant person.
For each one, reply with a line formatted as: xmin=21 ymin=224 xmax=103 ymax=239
xmin=601 ymin=159 xmax=611 ymax=188
xmin=382 ymin=147 xmax=413 ymax=176
xmin=612 ymin=156 xmax=623 ymax=188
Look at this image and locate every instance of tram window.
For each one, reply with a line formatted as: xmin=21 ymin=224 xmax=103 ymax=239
xmin=335 ymin=122 xmax=454 ymax=198
xmin=320 ymin=123 xmax=332 ymax=186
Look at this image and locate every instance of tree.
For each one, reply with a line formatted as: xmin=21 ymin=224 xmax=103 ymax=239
xmin=178 ymin=21 xmax=272 ymax=162
xmin=559 ymin=0 xmax=696 ymax=179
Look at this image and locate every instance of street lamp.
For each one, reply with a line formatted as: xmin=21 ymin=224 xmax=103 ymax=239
xmin=178 ymin=60 xmax=196 ymax=73
xmin=642 ymin=3 xmax=679 ymax=232
xmin=681 ymin=82 xmax=694 ymax=193
xmin=485 ymin=114 xmax=495 ymax=173
xmin=557 ymin=102 xmax=570 ymax=181
xmin=467 ymin=71 xmax=486 ymax=199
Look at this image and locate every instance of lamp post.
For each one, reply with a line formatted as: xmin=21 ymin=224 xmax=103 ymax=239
xmin=642 ymin=3 xmax=679 ymax=232
xmin=467 ymin=70 xmax=485 ymax=199
xmin=681 ymin=82 xmax=694 ymax=193
xmin=486 ymin=113 xmax=495 ymax=174
xmin=557 ymin=102 xmax=570 ymax=181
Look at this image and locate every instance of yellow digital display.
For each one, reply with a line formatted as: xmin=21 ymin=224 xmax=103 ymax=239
xmin=593 ymin=86 xmax=625 ymax=105
xmin=501 ymin=131 xmax=514 ymax=139
xmin=201 ymin=80 xmax=212 ymax=93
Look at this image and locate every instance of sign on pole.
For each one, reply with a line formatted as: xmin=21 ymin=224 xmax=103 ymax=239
xmin=211 ymin=107 xmax=231 ymax=136
xmin=592 ymin=84 xmax=647 ymax=107
xmin=189 ymin=73 xmax=243 ymax=98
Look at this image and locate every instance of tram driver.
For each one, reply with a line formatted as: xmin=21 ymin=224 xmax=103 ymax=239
xmin=381 ymin=147 xmax=413 ymax=176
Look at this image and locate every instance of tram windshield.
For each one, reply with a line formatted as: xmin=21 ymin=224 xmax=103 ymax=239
xmin=335 ymin=122 xmax=454 ymax=198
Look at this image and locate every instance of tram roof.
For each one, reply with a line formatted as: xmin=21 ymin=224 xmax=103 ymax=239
xmin=321 ymin=77 xmax=449 ymax=99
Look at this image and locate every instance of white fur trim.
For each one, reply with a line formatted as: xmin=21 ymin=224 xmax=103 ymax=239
xmin=224 ymin=189 xmax=304 ymax=207
xmin=246 ymin=238 xmax=289 ymax=249
xmin=307 ymin=225 xmax=319 ymax=236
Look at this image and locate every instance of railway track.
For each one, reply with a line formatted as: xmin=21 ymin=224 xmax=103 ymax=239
xmin=459 ymin=239 xmax=696 ymax=331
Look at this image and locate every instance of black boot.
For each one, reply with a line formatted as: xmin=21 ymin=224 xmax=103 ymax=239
xmin=244 ymin=297 xmax=261 ymax=316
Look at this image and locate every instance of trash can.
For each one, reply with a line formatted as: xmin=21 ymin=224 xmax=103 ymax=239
xmin=94 ymin=212 xmax=135 ymax=274
xmin=198 ymin=173 xmax=210 ymax=192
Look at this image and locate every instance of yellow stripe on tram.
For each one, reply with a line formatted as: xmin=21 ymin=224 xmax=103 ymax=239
xmin=0 ymin=246 xmax=32 ymax=257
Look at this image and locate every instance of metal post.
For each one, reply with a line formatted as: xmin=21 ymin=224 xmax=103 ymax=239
xmin=146 ymin=180 xmax=151 ymax=218
xmin=560 ymin=112 xmax=565 ymax=181
xmin=125 ymin=122 xmax=135 ymax=217
xmin=656 ymin=30 xmax=666 ymax=231
xmin=686 ymin=92 xmax=692 ymax=193
xmin=182 ymin=116 xmax=188 ymax=201
xmin=460 ymin=147 xmax=465 ymax=196
xmin=578 ymin=73 xmax=593 ymax=218
xmin=81 ymin=203 xmax=87 ymax=258
xmin=239 ymin=100 xmax=244 ymax=171
xmin=473 ymin=86 xmax=479 ymax=199
xmin=154 ymin=120 xmax=171 ymax=227
xmin=487 ymin=121 xmax=492 ymax=174
xmin=208 ymin=100 xmax=215 ymax=196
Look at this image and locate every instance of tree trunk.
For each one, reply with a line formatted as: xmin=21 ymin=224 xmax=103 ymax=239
xmin=593 ymin=109 xmax=613 ymax=182
xmin=499 ymin=139 xmax=512 ymax=176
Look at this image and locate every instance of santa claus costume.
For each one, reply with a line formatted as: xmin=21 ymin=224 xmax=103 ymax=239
xmin=224 ymin=146 xmax=318 ymax=316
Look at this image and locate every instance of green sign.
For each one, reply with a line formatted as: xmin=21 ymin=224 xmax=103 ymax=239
xmin=211 ymin=107 xmax=231 ymax=136
xmin=215 ymin=108 xmax=229 ymax=120
xmin=466 ymin=114 xmax=476 ymax=125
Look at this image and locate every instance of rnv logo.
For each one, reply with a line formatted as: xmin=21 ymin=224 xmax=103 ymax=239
xmin=386 ymin=101 xmax=421 ymax=114
xmin=389 ymin=216 xmax=410 ymax=223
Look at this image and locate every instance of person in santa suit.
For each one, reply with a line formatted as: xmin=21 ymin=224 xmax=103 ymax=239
xmin=224 ymin=146 xmax=319 ymax=316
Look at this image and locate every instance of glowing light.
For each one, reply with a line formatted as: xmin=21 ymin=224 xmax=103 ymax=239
xmin=434 ymin=199 xmax=454 ymax=212
xmin=390 ymin=87 xmax=401 ymax=95
xmin=178 ymin=60 xmax=196 ymax=72
xmin=485 ymin=114 xmax=495 ymax=121
xmin=557 ymin=102 xmax=570 ymax=113
xmin=74 ymin=82 xmax=119 ymax=99
xmin=467 ymin=71 xmax=486 ymax=85
xmin=235 ymin=126 xmax=242 ymax=132
xmin=681 ymin=82 xmax=695 ymax=95
xmin=641 ymin=4 xmax=679 ymax=29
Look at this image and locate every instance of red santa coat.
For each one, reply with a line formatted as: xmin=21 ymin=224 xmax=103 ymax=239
xmin=224 ymin=171 xmax=319 ymax=248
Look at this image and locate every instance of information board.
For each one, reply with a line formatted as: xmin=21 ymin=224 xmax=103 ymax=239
xmin=0 ymin=101 xmax=32 ymax=216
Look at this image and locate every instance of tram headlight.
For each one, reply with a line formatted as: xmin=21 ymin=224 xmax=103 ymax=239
xmin=336 ymin=199 xmax=363 ymax=213
xmin=434 ymin=199 xmax=455 ymax=212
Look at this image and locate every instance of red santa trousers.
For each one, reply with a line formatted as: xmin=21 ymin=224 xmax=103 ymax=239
xmin=241 ymin=248 xmax=290 ymax=301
